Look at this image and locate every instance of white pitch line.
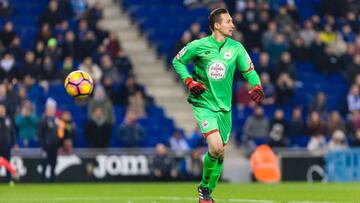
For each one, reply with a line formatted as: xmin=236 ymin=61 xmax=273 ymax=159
xmin=0 ymin=196 xmax=344 ymax=203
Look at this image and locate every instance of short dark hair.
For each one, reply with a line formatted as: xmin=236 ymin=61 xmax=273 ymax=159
xmin=208 ymin=8 xmax=229 ymax=31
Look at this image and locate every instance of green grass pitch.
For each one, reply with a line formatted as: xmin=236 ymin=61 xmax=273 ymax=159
xmin=0 ymin=182 xmax=358 ymax=203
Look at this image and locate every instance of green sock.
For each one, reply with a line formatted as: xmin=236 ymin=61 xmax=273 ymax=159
xmin=209 ymin=158 xmax=224 ymax=193
xmin=200 ymin=152 xmax=218 ymax=188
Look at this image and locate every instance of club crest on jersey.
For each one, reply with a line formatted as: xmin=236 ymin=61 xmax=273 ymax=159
xmin=224 ymin=50 xmax=232 ymax=59
xmin=176 ymin=47 xmax=187 ymax=60
xmin=208 ymin=62 xmax=226 ymax=80
xmin=202 ymin=120 xmax=209 ymax=129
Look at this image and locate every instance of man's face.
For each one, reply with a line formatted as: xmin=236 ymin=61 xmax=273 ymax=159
xmin=215 ymin=13 xmax=235 ymax=37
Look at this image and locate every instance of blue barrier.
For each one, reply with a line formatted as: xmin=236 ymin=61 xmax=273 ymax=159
xmin=325 ymin=149 xmax=360 ymax=182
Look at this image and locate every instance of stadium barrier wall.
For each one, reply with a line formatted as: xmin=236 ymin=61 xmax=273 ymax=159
xmin=326 ymin=149 xmax=360 ymax=182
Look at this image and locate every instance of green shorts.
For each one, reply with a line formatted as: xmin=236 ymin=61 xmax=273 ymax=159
xmin=192 ymin=106 xmax=232 ymax=144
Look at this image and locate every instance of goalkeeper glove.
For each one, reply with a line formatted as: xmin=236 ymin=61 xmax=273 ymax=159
xmin=185 ymin=78 xmax=206 ymax=96
xmin=248 ymin=85 xmax=265 ymax=103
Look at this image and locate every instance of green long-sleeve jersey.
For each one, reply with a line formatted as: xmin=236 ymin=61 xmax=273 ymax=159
xmin=172 ymin=35 xmax=261 ymax=112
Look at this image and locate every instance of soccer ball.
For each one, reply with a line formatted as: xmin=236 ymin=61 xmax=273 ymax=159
xmin=64 ymin=70 xmax=94 ymax=99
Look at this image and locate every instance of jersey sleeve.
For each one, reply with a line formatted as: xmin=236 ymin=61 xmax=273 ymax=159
xmin=172 ymin=41 xmax=197 ymax=82
xmin=236 ymin=44 xmax=261 ymax=87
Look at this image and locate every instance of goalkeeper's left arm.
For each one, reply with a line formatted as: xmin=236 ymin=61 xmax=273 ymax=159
xmin=237 ymin=45 xmax=264 ymax=103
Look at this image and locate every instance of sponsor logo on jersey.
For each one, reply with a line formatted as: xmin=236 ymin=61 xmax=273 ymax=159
xmin=202 ymin=120 xmax=209 ymax=129
xmin=208 ymin=62 xmax=226 ymax=80
xmin=224 ymin=50 xmax=232 ymax=59
xmin=176 ymin=47 xmax=187 ymax=60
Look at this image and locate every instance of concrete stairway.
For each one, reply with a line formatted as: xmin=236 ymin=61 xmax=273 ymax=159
xmin=89 ymin=0 xmax=196 ymax=135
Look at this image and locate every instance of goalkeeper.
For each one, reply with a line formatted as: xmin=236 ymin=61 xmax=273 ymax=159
xmin=172 ymin=8 xmax=264 ymax=203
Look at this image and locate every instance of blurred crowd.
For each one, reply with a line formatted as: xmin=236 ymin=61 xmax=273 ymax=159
xmin=174 ymin=0 xmax=360 ymax=153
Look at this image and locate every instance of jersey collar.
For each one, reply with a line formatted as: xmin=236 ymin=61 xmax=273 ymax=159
xmin=208 ymin=35 xmax=227 ymax=49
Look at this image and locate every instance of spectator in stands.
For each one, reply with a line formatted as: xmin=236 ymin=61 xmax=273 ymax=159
xmin=100 ymin=54 xmax=121 ymax=86
xmin=40 ymin=56 xmax=58 ymax=81
xmin=303 ymin=99 xmax=326 ymax=136
xmin=94 ymin=19 xmax=108 ymax=46
xmin=275 ymin=72 xmax=294 ymax=104
xmin=53 ymin=20 xmax=70 ymax=45
xmin=262 ymin=21 xmax=277 ymax=50
xmin=351 ymin=129 xmax=360 ymax=147
xmin=58 ymin=111 xmax=76 ymax=154
xmin=85 ymin=106 xmax=112 ymax=148
xmin=169 ymin=129 xmax=190 ymax=155
xmin=77 ymin=19 xmax=90 ymax=42
xmin=289 ymin=107 xmax=305 ymax=137
xmin=86 ymin=1 xmax=103 ymax=28
xmin=242 ymin=106 xmax=269 ymax=149
xmin=346 ymin=11 xmax=360 ymax=33
xmin=60 ymin=56 xmax=74 ymax=80
xmin=233 ymin=12 xmax=247 ymax=35
xmin=260 ymin=72 xmax=275 ymax=105
xmin=78 ymin=57 xmax=102 ymax=83
xmin=78 ymin=31 xmax=97 ymax=59
xmin=113 ymin=49 xmax=133 ymax=76
xmin=307 ymin=133 xmax=327 ymax=153
xmin=117 ymin=110 xmax=144 ymax=148
xmin=36 ymin=23 xmax=52 ymax=44
xmin=0 ymin=53 xmax=16 ymax=81
xmin=309 ymin=92 xmax=328 ymax=117
xmin=106 ymin=32 xmax=120 ymax=58
xmin=0 ymin=0 xmax=12 ymax=16
xmin=39 ymin=98 xmax=61 ymax=182
xmin=185 ymin=148 xmax=203 ymax=180
xmin=245 ymin=23 xmax=262 ymax=52
xmin=8 ymin=37 xmax=23 ymax=61
xmin=40 ymin=0 xmax=62 ymax=29
xmin=120 ymin=75 xmax=147 ymax=117
xmin=347 ymin=84 xmax=360 ymax=112
xmin=15 ymin=101 xmax=38 ymax=148
xmin=318 ymin=45 xmax=343 ymax=74
xmin=275 ymin=6 xmax=294 ymax=33
xmin=326 ymin=111 xmax=347 ymax=136
xmin=289 ymin=36 xmax=309 ymax=62
xmin=0 ymin=21 xmax=16 ymax=48
xmin=61 ymin=31 xmax=76 ymax=59
xmin=346 ymin=54 xmax=360 ymax=83
xmin=268 ymin=109 xmax=288 ymax=147
xmin=275 ymin=52 xmax=295 ymax=79
xmin=255 ymin=52 xmax=273 ymax=78
xmin=71 ymin=0 xmax=87 ymax=19
xmin=320 ymin=24 xmax=336 ymax=45
xmin=58 ymin=0 xmax=74 ymax=20
xmin=151 ymin=143 xmax=178 ymax=181
xmin=91 ymin=44 xmax=107 ymax=64
xmin=19 ymin=51 xmax=40 ymax=80
xmin=45 ymin=38 xmax=61 ymax=62
xmin=306 ymin=111 xmax=325 ymax=137
xmin=88 ymin=85 xmax=115 ymax=125
xmin=341 ymin=24 xmax=356 ymax=44
xmin=299 ymin=20 xmax=316 ymax=47
xmin=266 ymin=33 xmax=288 ymax=63
xmin=34 ymin=41 xmax=45 ymax=67
xmin=328 ymin=34 xmax=347 ymax=57
xmin=327 ymin=130 xmax=348 ymax=151
xmin=189 ymin=22 xmax=201 ymax=40
xmin=174 ymin=31 xmax=192 ymax=56
xmin=349 ymin=110 xmax=360 ymax=135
